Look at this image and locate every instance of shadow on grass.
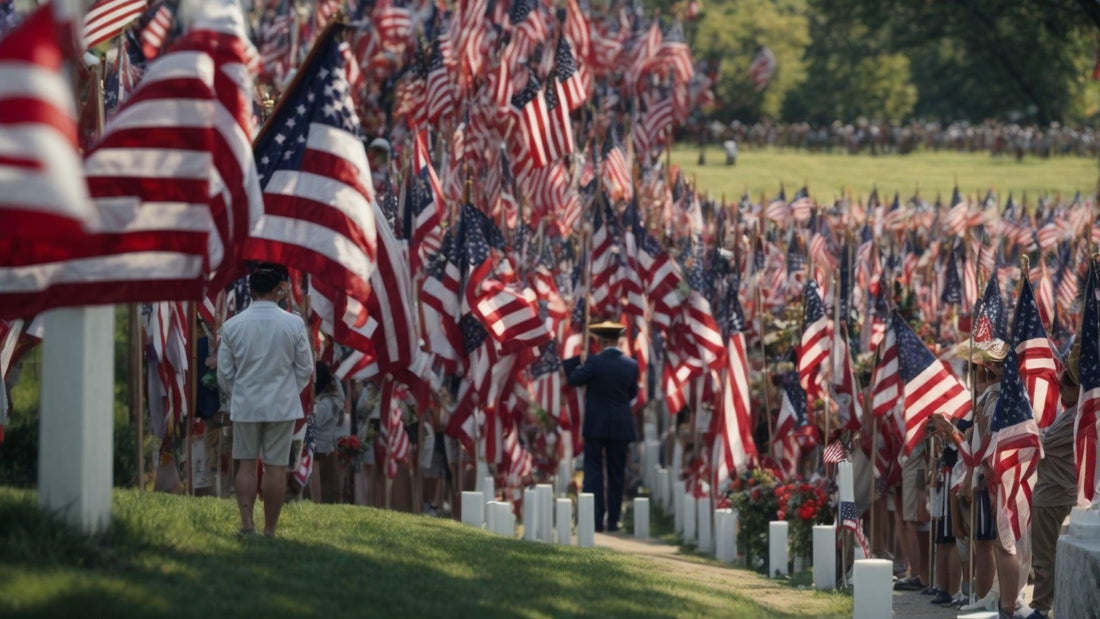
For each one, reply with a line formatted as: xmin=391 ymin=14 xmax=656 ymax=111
xmin=0 ymin=489 xmax=781 ymax=619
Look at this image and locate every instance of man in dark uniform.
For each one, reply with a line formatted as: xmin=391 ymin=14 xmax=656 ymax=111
xmin=563 ymin=321 xmax=639 ymax=532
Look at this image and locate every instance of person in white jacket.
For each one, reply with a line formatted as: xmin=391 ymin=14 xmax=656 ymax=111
xmin=218 ymin=263 xmax=313 ymax=537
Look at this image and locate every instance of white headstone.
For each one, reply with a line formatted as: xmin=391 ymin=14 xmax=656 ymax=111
xmin=644 ymin=440 xmax=660 ymax=490
xmin=655 ymin=467 xmax=667 ymax=508
xmin=697 ymin=496 xmax=713 ymax=553
xmin=486 ymin=499 xmax=498 ymax=533
xmin=673 ymin=481 xmax=686 ymax=533
xmin=577 ymin=493 xmax=595 ymax=547
xmin=813 ymin=524 xmax=836 ymax=590
xmin=482 ymin=475 xmax=496 ymax=508
xmin=853 ymin=559 xmax=893 ymax=618
xmin=715 ymin=509 xmax=733 ymax=563
xmin=555 ymin=498 xmax=572 ymax=545
xmin=769 ymin=521 xmax=789 ymax=577
xmin=461 ymin=491 xmax=484 ymax=528
xmin=523 ymin=488 xmax=538 ymax=541
xmin=634 ymin=497 xmax=650 ymax=539
xmin=731 ymin=509 xmax=741 ymax=562
xmin=536 ymin=484 xmax=554 ymax=542
xmin=682 ymin=491 xmax=696 ymax=543
xmin=38 ymin=307 xmax=115 ymax=534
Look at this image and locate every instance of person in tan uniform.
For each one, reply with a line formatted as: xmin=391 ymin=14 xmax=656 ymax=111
xmin=1024 ymin=344 xmax=1082 ymax=619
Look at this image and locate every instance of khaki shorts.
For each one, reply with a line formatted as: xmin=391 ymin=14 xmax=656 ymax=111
xmin=233 ymin=420 xmax=295 ymax=466
xmin=901 ymin=455 xmax=926 ymax=523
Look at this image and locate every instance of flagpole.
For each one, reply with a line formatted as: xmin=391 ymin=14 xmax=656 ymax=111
xmin=757 ymin=286 xmax=774 ymax=448
xmin=186 ymin=302 xmax=197 ymax=496
xmin=967 ymin=247 xmax=983 ymax=603
xmin=866 ymin=338 xmax=881 ymax=557
xmin=130 ymin=304 xmax=144 ymax=491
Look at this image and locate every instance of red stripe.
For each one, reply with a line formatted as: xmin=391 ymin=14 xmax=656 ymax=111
xmin=242 ymin=238 xmax=372 ymax=303
xmin=0 ymin=98 xmax=78 ymax=147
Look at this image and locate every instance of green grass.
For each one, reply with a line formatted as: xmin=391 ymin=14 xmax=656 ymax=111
xmin=674 ymin=145 xmax=1096 ymax=203
xmin=0 ymin=488 xmax=849 ymax=619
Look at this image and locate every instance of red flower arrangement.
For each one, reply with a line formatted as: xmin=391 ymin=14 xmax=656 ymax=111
xmin=336 ymin=435 xmax=366 ymax=469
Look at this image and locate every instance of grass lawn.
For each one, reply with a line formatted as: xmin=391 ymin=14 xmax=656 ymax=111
xmin=0 ymin=488 xmax=850 ymax=619
xmin=673 ymin=145 xmax=1096 ymax=203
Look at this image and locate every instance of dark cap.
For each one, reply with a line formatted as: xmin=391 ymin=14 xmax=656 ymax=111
xmin=249 ymin=262 xmax=289 ymax=295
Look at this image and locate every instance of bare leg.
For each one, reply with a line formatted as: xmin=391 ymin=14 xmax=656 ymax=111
xmin=975 ymin=540 xmax=996 ymax=597
xmin=996 ymin=543 xmax=1021 ymax=614
xmin=262 ymin=464 xmax=287 ymax=537
xmin=235 ymin=459 xmax=257 ymax=532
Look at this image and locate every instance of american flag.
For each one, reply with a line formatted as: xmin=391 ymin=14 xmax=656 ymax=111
xmin=790 ymin=186 xmax=812 ymax=223
xmin=530 ymin=340 xmax=564 ymax=425
xmin=140 ymin=1 xmax=174 ymax=59
xmin=989 ymin=285 xmax=1043 ymax=547
xmin=372 ymin=0 xmax=412 ymax=46
xmin=943 ymin=187 xmax=967 ymax=237
xmin=775 ymin=368 xmax=807 ymax=439
xmin=601 ymin=130 xmax=632 ymax=202
xmin=749 ymin=45 xmax=776 ymax=92
xmin=468 ymin=260 xmax=551 ymax=350
xmin=870 ymin=319 xmax=900 ymax=417
xmin=832 ymin=320 xmax=863 ymax=431
xmin=713 ymin=331 xmax=757 ymax=491
xmin=82 ymin=0 xmax=147 ymax=50
xmin=1014 ymin=277 xmax=1060 ymax=429
xmin=626 ymin=21 xmax=660 ymax=90
xmin=403 ymin=131 xmax=441 ymax=275
xmin=260 ymin=0 xmax=293 ymax=81
xmin=292 ymin=416 xmax=317 ymax=487
xmin=543 ymin=69 xmax=575 ymax=162
xmin=658 ymin=21 xmax=693 ymax=84
xmin=589 ymin=197 xmax=622 ymax=316
xmin=246 ymin=26 xmax=377 ymax=309
xmin=0 ymin=6 xmax=95 ymax=244
xmin=941 ymin=244 xmax=963 ymax=306
xmin=798 ymin=280 xmax=831 ymax=399
xmin=823 ymin=440 xmax=847 ymax=464
xmin=973 ymin=274 xmax=1007 ymax=343
xmin=1076 ymin=260 xmax=1100 ymax=503
xmin=425 ymin=38 xmax=455 ymax=122
xmin=381 ymin=378 xmax=411 ymax=479
xmin=510 ymin=74 xmax=551 ymax=169
xmin=564 ymin=0 xmax=590 ymax=61
xmin=2 ymin=8 xmax=263 ymax=319
xmin=839 ymin=499 xmax=870 ymax=558
xmin=894 ymin=312 xmax=971 ymax=456
xmin=555 ymin=34 xmax=587 ymax=112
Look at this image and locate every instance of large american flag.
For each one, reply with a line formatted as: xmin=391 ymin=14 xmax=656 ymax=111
xmin=2 ymin=7 xmax=262 ymax=319
xmin=246 ymin=25 xmax=377 ymax=307
xmin=1014 ymin=277 xmax=1060 ymax=429
xmin=798 ymin=279 xmax=830 ymax=399
xmin=425 ymin=38 xmax=455 ymax=123
xmin=1076 ymin=260 xmax=1100 ymax=503
xmin=0 ymin=6 xmax=95 ymax=244
xmin=894 ymin=311 xmax=971 ymax=455
xmin=989 ymin=285 xmax=1043 ymax=547
xmin=510 ymin=74 xmax=551 ymax=169
xmin=555 ymin=34 xmax=587 ymax=112
xmin=713 ymin=330 xmax=757 ymax=492
xmin=82 ymin=0 xmax=147 ymax=50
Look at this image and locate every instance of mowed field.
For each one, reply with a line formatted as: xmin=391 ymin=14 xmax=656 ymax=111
xmin=672 ymin=145 xmax=1096 ymax=204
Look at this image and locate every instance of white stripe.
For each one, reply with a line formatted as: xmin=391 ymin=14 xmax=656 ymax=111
xmin=905 ymin=365 xmax=960 ymax=416
xmin=0 ymin=251 xmax=203 ymax=292
xmin=305 ymin=123 xmax=373 ymax=195
xmin=0 ymin=127 xmax=91 ymax=221
xmin=107 ymin=98 xmax=214 ymax=131
xmin=86 ymin=147 xmax=212 ymax=180
xmin=0 ymin=65 xmax=78 ymax=113
xmin=250 ymin=214 xmax=376 ymax=281
xmin=264 ymin=168 xmax=373 ymax=222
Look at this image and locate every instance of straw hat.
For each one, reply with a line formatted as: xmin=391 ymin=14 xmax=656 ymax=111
xmin=589 ymin=320 xmax=626 ymax=338
xmin=955 ymin=338 xmax=1009 ymax=365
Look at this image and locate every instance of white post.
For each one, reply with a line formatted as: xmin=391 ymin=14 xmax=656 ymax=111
xmin=634 ymin=497 xmax=650 ymax=539
xmin=715 ymin=509 xmax=731 ymax=562
xmin=523 ymin=488 xmax=538 ymax=541
xmin=461 ymin=491 xmax=484 ymax=528
xmin=577 ymin=493 xmax=595 ymax=547
xmin=536 ymin=484 xmax=554 ymax=543
xmin=483 ymin=475 xmax=496 ymax=507
xmin=769 ymin=521 xmax=789 ymax=577
xmin=697 ymin=496 xmax=713 ymax=553
xmin=673 ymin=480 xmax=686 ymax=533
xmin=502 ymin=504 xmax=516 ymax=537
xmin=38 ymin=307 xmax=115 ymax=534
xmin=683 ymin=491 xmax=696 ymax=543
xmin=663 ymin=469 xmax=674 ymax=511
xmin=731 ymin=509 xmax=741 ymax=563
xmin=853 ymin=559 xmax=893 ymax=619
xmin=644 ymin=439 xmax=660 ymax=490
xmin=813 ymin=525 xmax=836 ymax=590
xmin=655 ymin=467 xmax=667 ymax=508
xmin=555 ymin=498 xmax=572 ymax=545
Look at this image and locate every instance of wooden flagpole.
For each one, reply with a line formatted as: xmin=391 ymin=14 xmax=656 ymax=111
xmin=185 ymin=302 xmax=197 ymax=496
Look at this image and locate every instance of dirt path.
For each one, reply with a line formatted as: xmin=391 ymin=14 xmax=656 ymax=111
xmin=594 ymin=532 xmax=846 ymax=617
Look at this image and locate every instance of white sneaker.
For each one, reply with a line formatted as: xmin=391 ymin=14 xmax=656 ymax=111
xmin=959 ymin=589 xmax=998 ymax=612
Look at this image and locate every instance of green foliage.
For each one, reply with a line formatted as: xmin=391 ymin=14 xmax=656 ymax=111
xmin=694 ymin=0 xmax=810 ymax=121
xmin=0 ymin=488 xmax=852 ymax=618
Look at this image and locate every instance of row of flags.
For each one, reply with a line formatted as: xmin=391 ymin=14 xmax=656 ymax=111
xmin=1 ymin=0 xmax=1097 ymax=531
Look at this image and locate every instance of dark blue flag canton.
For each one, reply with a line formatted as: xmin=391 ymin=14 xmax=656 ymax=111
xmin=1080 ymin=263 xmax=1100 ymax=392
xmin=840 ymin=500 xmax=858 ymax=526
xmin=402 ymin=171 xmax=434 ymax=238
xmin=720 ymin=276 xmax=745 ymax=336
xmin=992 ymin=287 xmax=1036 ymax=434
xmin=975 ymin=275 xmax=1007 ymax=341
xmin=0 ymin=0 xmax=19 ymax=36
xmin=640 ymin=227 xmax=665 ymax=260
xmin=511 ymin=75 xmax=542 ymax=112
xmin=427 ymin=230 xmax=456 ymax=280
xmin=510 ymin=0 xmax=536 ymax=24
xmin=780 ymin=370 xmax=807 ymax=423
xmin=941 ymin=245 xmax=962 ymax=306
xmin=460 ymin=313 xmax=488 ymax=355
xmin=428 ymin=39 xmax=446 ymax=74
xmin=787 ymin=236 xmax=805 ymax=275
xmin=1014 ymin=277 xmax=1048 ymax=344
xmin=803 ymin=280 xmax=825 ymax=323
xmin=530 ymin=341 xmax=561 ymax=378
xmin=302 ymin=416 xmax=318 ymax=451
xmin=255 ymin=33 xmax=361 ymax=188
xmin=457 ymin=203 xmax=504 ymax=273
xmin=894 ymin=312 xmax=936 ymax=383
xmin=555 ymin=36 xmax=577 ymax=82
xmin=379 ymin=179 xmax=400 ymax=235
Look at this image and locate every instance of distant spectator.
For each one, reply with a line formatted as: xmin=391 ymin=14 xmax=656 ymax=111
xmin=723 ymin=139 xmax=737 ymax=166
